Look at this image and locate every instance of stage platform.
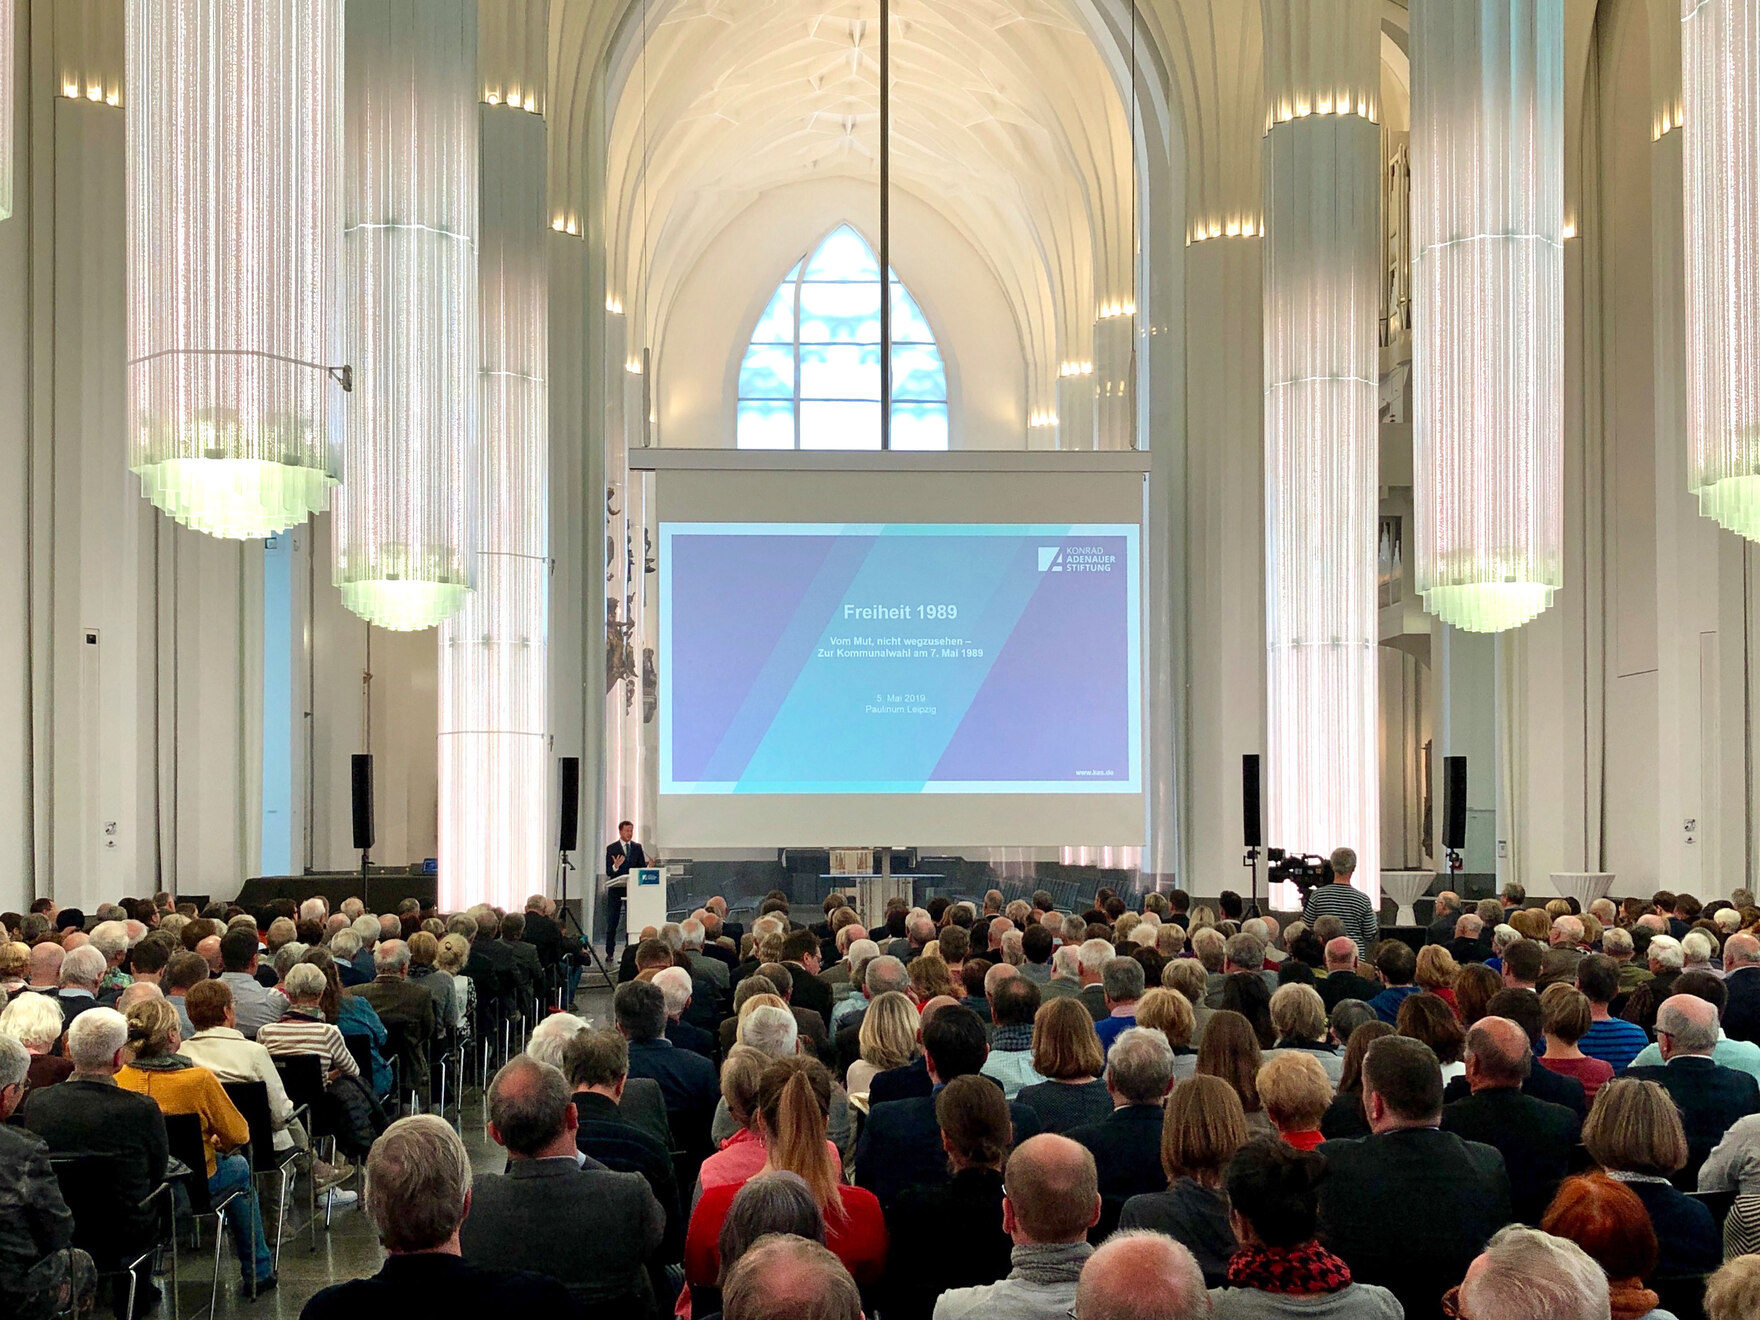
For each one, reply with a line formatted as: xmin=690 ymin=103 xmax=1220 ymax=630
xmin=236 ymin=873 xmax=437 ymax=912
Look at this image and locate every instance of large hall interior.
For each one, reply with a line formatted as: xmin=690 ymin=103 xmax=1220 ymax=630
xmin=5 ymin=1 xmax=1760 ymax=1320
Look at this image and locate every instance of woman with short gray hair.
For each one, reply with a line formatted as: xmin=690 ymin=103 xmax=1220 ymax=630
xmin=715 ymin=1171 xmax=825 ymax=1282
xmin=0 ymin=992 xmax=70 ymax=1090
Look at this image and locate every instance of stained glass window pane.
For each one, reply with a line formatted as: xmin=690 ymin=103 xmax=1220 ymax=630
xmin=737 ymin=224 xmax=948 ymax=450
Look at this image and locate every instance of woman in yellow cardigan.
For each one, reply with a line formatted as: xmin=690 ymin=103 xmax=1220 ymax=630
xmin=118 ymin=998 xmax=275 ymax=1291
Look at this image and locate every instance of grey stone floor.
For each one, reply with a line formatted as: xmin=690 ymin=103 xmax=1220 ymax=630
xmin=162 ymin=980 xmax=618 ymax=1320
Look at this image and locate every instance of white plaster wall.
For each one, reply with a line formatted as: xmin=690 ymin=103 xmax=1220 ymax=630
xmin=654 ymin=178 xmax=1027 ymax=452
xmin=0 ymin=0 xmax=31 ymax=914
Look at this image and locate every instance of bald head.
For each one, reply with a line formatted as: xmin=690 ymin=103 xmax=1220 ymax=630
xmin=1324 ymin=937 xmax=1358 ymax=970
xmin=1726 ymin=933 xmax=1760 ymax=972
xmin=1004 ymin=1133 xmax=1101 ymax=1244
xmin=1658 ymin=993 xmax=1720 ymax=1057
xmin=28 ymin=942 xmax=63 ymax=986
xmin=195 ymin=935 xmax=223 ymax=974
xmin=983 ymin=961 xmax=1019 ymax=999
xmin=918 ymin=994 xmax=961 ymax=1028
xmin=722 ymin=1236 xmax=860 ymax=1320
xmin=1464 ymin=1016 xmax=1532 ymax=1088
xmin=1076 ymin=1231 xmax=1210 ymax=1320
xmin=1455 ymin=914 xmax=1484 ymax=939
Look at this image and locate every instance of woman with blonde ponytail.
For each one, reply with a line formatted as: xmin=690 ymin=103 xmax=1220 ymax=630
xmin=685 ymin=1055 xmax=888 ymax=1295
xmin=116 ymin=996 xmax=276 ymax=1288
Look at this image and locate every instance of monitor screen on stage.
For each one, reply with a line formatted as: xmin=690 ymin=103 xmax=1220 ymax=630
xmin=652 ymin=467 xmax=1146 ymax=847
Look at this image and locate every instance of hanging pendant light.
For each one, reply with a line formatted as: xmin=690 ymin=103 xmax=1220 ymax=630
xmin=1410 ymin=0 xmax=1564 ymax=633
xmin=126 ymin=0 xmax=345 ymax=539
xmin=1684 ymin=0 xmax=1760 ymax=539
xmin=333 ymin=0 xmax=478 ymax=632
xmin=1260 ymin=0 xmax=1382 ymax=908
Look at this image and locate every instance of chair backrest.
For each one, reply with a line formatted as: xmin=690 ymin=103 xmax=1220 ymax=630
xmin=1689 ymin=1188 xmax=1738 ymax=1233
xmin=221 ymin=1080 xmax=284 ymax=1172
xmin=274 ymin=1053 xmax=326 ymax=1113
xmin=51 ymin=1153 xmax=158 ymax=1267
xmin=162 ymin=1111 xmax=214 ymax=1213
xmin=343 ymin=1033 xmax=375 ymax=1079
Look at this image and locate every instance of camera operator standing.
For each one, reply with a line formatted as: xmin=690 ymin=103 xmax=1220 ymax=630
xmin=1298 ymin=847 xmax=1378 ymax=959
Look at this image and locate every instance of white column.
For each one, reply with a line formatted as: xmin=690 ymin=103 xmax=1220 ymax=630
xmin=1259 ymin=0 xmax=1382 ymax=909
xmin=438 ymin=0 xmax=549 ymax=911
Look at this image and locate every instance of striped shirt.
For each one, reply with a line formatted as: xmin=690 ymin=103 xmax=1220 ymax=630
xmin=257 ymin=1011 xmax=359 ymax=1080
xmin=1300 ymin=881 xmax=1380 ymax=957
xmin=1579 ymin=1015 xmax=1649 ymax=1075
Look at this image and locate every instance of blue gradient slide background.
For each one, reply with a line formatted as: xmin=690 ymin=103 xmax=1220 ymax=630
xmin=660 ymin=524 xmax=1141 ymax=794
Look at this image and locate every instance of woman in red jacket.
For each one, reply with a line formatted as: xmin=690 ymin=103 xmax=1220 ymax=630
xmin=685 ymin=1054 xmax=885 ymax=1293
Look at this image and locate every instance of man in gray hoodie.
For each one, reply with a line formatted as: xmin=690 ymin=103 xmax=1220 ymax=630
xmin=932 ymin=1133 xmax=1101 ymax=1320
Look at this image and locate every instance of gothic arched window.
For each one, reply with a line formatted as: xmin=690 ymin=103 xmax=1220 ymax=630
xmin=736 ymin=225 xmax=949 ymax=450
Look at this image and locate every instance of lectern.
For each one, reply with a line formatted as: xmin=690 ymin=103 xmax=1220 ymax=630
xmin=627 ymin=866 xmax=669 ymax=935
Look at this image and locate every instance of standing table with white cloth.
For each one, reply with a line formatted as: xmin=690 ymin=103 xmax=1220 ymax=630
xmin=1549 ymin=872 xmax=1615 ymax=909
xmin=1381 ymin=872 xmax=1439 ymax=928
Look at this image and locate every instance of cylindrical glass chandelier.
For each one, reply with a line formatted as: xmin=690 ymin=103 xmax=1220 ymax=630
xmin=1410 ymin=0 xmax=1564 ymax=633
xmin=125 ymin=0 xmax=344 ymax=539
xmin=438 ymin=0 xmax=549 ymax=911
xmin=1261 ymin=0 xmax=1382 ymax=909
xmin=1684 ymin=0 xmax=1760 ymax=538
xmin=334 ymin=1 xmax=478 ymax=632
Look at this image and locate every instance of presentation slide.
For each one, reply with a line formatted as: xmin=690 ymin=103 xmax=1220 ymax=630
xmin=660 ymin=523 xmax=1141 ymax=796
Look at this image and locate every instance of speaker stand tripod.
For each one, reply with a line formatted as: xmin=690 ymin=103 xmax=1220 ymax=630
xmin=557 ymin=849 xmax=616 ymax=994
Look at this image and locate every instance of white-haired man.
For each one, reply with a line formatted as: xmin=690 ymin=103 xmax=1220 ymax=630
xmin=1627 ymin=994 xmax=1760 ymax=1186
xmin=1318 ymin=936 xmax=1379 ymax=1012
xmin=654 ymin=965 xmax=716 ymax=1061
xmin=1456 ymin=1226 xmax=1609 ymax=1320
xmin=1073 ymin=1027 xmax=1176 ymax=1238
xmin=53 ymin=946 xmax=108 ymax=1032
xmin=21 ymin=1008 xmax=169 ymax=1308
xmin=1427 ymin=892 xmax=1461 ymax=947
xmin=1724 ymin=933 xmax=1760 ymax=1044
xmin=88 ymin=920 xmax=135 ymax=997
xmin=1076 ymin=939 xmax=1115 ymax=1022
xmin=0 ymin=1035 xmax=94 ymax=1320
xmin=1041 ymin=942 xmax=1085 ymax=1003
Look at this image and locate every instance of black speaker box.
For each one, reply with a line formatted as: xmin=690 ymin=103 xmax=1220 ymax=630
xmin=351 ymin=754 xmax=375 ymax=852
xmin=1242 ymin=754 xmax=1262 ymax=849
xmin=558 ymin=756 xmax=581 ymax=853
xmin=1444 ymin=755 xmax=1467 ymax=851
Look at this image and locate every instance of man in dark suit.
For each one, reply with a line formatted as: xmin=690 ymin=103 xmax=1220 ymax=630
xmin=1318 ymin=1036 xmax=1512 ymax=1320
xmin=1069 ymin=1027 xmax=1179 ymax=1240
xmin=1317 ymin=937 xmax=1381 ymax=1012
xmin=1445 ymin=915 xmax=1495 ymax=967
xmin=781 ymin=929 xmax=836 ymax=1023
xmin=521 ymin=895 xmax=570 ymax=968
xmin=603 ymin=820 xmax=646 ymax=957
xmin=52 ymin=946 xmax=109 ymax=1036
xmin=616 ymin=979 xmax=719 ymax=1157
xmin=1627 ymin=993 xmax=1760 ymax=1188
xmin=653 ymin=967 xmax=717 ymax=1062
xmin=1426 ymin=892 xmax=1461 ymax=946
xmin=832 ymin=954 xmax=911 ymax=1080
xmin=350 ymin=939 xmax=437 ymax=1086
xmin=565 ymin=1029 xmax=685 ymax=1272
xmin=1441 ymin=1016 xmax=1580 ymax=1224
xmin=302 ymin=1114 xmax=576 ymax=1320
xmin=1444 ymin=988 xmax=1588 ymax=1119
xmin=460 ymin=1056 xmax=665 ymax=1313
xmin=1722 ymin=933 xmax=1760 ymax=1044
xmin=21 ymin=1007 xmax=169 ymax=1278
xmin=1076 ymin=939 xmax=1112 ymax=1022
xmin=498 ymin=913 xmax=545 ymax=1000
xmin=854 ymin=1006 xmax=1042 ymax=1211
xmin=463 ymin=909 xmax=522 ymax=1028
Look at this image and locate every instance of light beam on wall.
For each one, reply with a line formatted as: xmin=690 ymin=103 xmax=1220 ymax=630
xmin=1261 ymin=0 xmax=1382 ymax=909
xmin=126 ymin=0 xmax=344 ymax=539
xmin=438 ymin=0 xmax=550 ymax=912
xmin=1684 ymin=0 xmax=1760 ymax=540
xmin=334 ymin=2 xmax=478 ymax=631
xmin=1410 ymin=0 xmax=1563 ymax=633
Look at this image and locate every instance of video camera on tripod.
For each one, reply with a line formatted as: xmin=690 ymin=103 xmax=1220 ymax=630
xmin=1266 ymin=848 xmax=1331 ymax=905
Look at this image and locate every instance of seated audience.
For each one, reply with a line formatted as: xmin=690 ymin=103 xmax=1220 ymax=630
xmin=1580 ymin=1077 xmax=1721 ymax=1276
xmin=1017 ymin=998 xmax=1114 ymax=1134
xmin=301 ymin=948 xmax=391 ymax=1098
xmin=1133 ymin=987 xmax=1198 ymax=1079
xmin=300 ymin=1116 xmax=574 ymax=1316
xmin=0 ymin=993 xmax=71 ymax=1091
xmin=687 ymin=1056 xmax=885 ymax=1291
xmin=1541 ymin=1173 xmax=1675 ymax=1320
xmin=1256 ymin=1052 xmax=1331 ymax=1153
xmin=459 ymin=1056 xmax=664 ymax=1314
xmin=1196 ymin=1010 xmax=1273 ymax=1136
xmin=1318 ymin=1018 xmax=1393 ymax=1141
xmin=117 ymin=997 xmax=273 ymax=1290
xmin=979 ymin=974 xmax=1046 ymax=1097
xmin=884 ymin=1075 xmax=1015 ymax=1320
xmin=1627 ymin=971 xmax=1760 ymax=1084
xmin=1094 ymin=957 xmax=1146 ymax=1052
xmin=1450 ymin=1226 xmax=1612 ymax=1320
xmin=1539 ymin=984 xmax=1615 ymax=1105
xmin=1622 ymin=936 xmax=1683 ymax=1035
xmin=162 ymin=949 xmax=209 ymax=1039
xmin=1317 ymin=938 xmax=1379 ymax=1012
xmin=1317 ymin=1035 xmax=1512 ymax=1320
xmin=258 ymin=962 xmax=363 ymax=1081
xmin=1441 ymin=1016 xmax=1581 ymax=1224
xmin=1445 ymin=989 xmax=1589 ymax=1117
xmin=1699 ymin=1111 xmax=1760 ymax=1257
xmin=349 ymin=938 xmax=436 ymax=1086
xmin=1625 ymin=994 xmax=1760 ymax=1188
xmin=0 ymin=1034 xmax=91 ymax=1320
xmin=1209 ymin=1137 xmax=1403 ymax=1320
xmin=722 ymin=1235 xmax=861 ymax=1320
xmin=1367 ymin=942 xmax=1420 ymax=1025
xmin=53 ymin=946 xmax=107 ymax=1032
xmin=405 ymin=930 xmax=457 ymax=1031
xmin=1263 ymin=984 xmax=1341 ymax=1084
xmin=617 ymin=978 xmax=720 ymax=1156
xmin=1722 ymin=933 xmax=1760 ymax=1044
xmin=1575 ymin=953 xmax=1650 ymax=1074
xmin=217 ymin=926 xmax=288 ymax=1038
xmin=1074 ymin=1230 xmax=1211 ymax=1320
xmin=856 ymin=1006 xmax=1041 ymax=1209
xmin=703 ymin=1039 xmax=846 ymax=1192
xmin=847 ymin=990 xmax=918 ymax=1096
xmin=1219 ymin=973 xmax=1275 ymax=1050
xmin=1396 ymin=991 xmax=1467 ymax=1084
xmin=1070 ymin=1027 xmax=1180 ymax=1240
xmin=1118 ymin=1075 xmax=1246 ymax=1285
xmin=1454 ymin=963 xmax=1504 ymax=1027
xmin=933 ymin=1133 xmax=1101 ymax=1320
